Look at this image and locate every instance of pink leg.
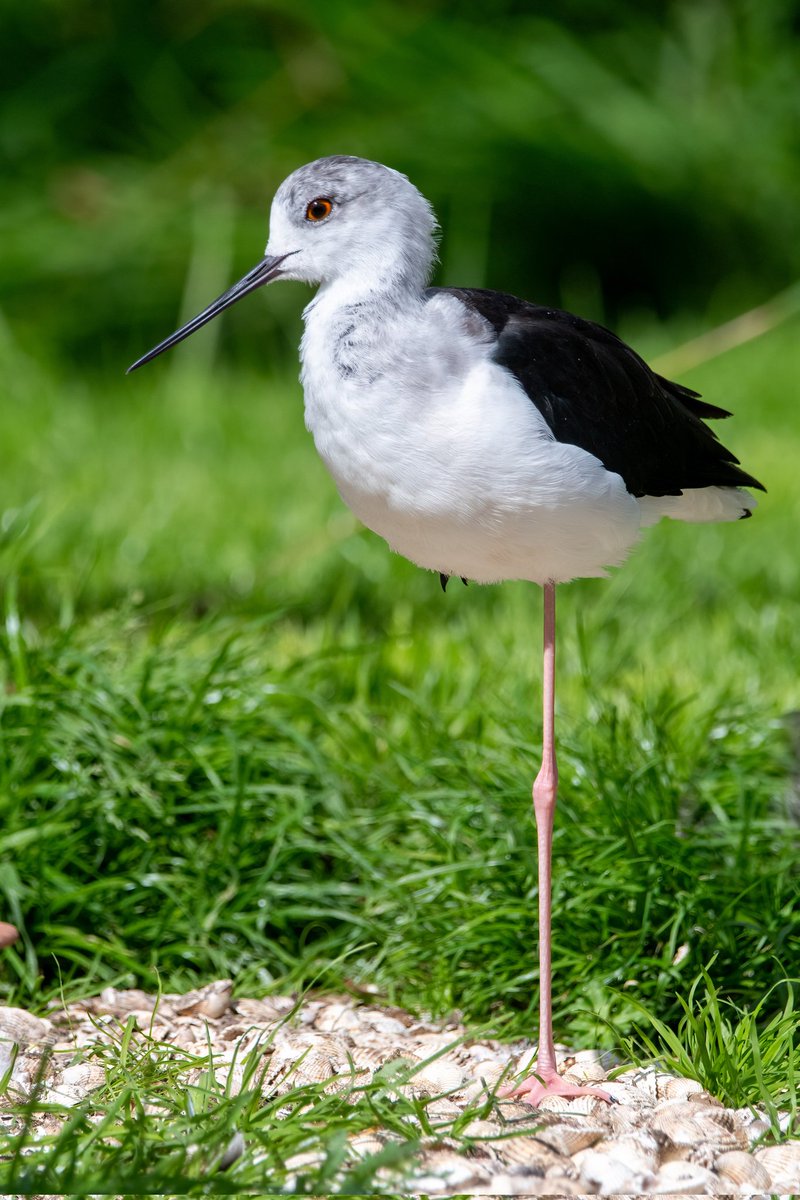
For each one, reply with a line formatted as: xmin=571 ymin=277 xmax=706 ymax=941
xmin=503 ymin=582 xmax=610 ymax=1106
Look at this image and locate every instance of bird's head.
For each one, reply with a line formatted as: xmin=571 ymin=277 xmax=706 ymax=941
xmin=127 ymin=156 xmax=437 ymax=372
xmin=267 ymin=156 xmax=437 ymax=288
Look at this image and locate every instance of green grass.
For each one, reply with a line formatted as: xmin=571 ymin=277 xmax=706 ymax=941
xmin=0 ymin=314 xmax=799 ymax=1184
xmin=621 ymin=966 xmax=799 ymax=1124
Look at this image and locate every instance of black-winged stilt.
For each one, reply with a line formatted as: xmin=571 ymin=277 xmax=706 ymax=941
xmin=129 ymin=156 xmax=764 ymax=1105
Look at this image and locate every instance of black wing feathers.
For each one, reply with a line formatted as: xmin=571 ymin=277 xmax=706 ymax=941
xmin=428 ymin=287 xmax=764 ymax=498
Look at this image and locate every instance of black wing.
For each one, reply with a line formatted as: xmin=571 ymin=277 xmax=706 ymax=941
xmin=428 ymin=287 xmax=764 ymax=498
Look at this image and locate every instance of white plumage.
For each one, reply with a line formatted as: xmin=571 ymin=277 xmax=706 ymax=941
xmin=301 ymin=293 xmax=642 ymax=584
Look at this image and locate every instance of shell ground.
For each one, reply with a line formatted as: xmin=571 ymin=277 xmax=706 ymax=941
xmin=1 ymin=984 xmax=797 ymax=1194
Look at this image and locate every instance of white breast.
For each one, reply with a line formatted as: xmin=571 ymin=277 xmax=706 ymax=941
xmin=299 ymin=290 xmax=641 ymax=585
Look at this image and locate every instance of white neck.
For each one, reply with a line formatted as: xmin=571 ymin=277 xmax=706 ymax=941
xmin=306 ymin=271 xmax=421 ymax=325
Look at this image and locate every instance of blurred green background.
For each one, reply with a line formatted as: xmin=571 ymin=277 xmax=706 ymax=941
xmin=4 ymin=0 xmax=800 ymax=371
xmin=0 ymin=0 xmax=799 ymax=1031
xmin=3 ymin=0 xmax=799 ymax=615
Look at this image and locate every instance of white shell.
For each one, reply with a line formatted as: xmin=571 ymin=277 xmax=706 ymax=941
xmin=407 ymin=1148 xmax=490 ymax=1189
xmin=715 ymin=1148 xmax=772 ymax=1188
xmin=582 ymin=1132 xmax=660 ymax=1173
xmin=481 ymin=1170 xmax=553 ymax=1195
xmin=313 ymin=1002 xmax=361 ymax=1032
xmin=577 ymin=1147 xmax=651 ymax=1193
xmin=652 ymin=1157 xmax=723 ymax=1194
xmin=0 ymin=1006 xmax=53 ymax=1046
xmin=173 ymin=980 xmax=233 ymax=1019
xmin=573 ymin=1047 xmax=615 ymax=1068
xmin=534 ymin=1122 xmax=605 ymax=1156
xmin=564 ymin=1058 xmax=608 ymax=1084
xmin=347 ymin=1045 xmax=386 ymax=1074
xmin=97 ymin=986 xmax=159 ymax=1014
xmin=754 ymin=1142 xmax=800 ymax=1189
xmin=651 ymin=1099 xmax=747 ymax=1150
xmin=615 ymin=1065 xmax=659 ymax=1100
xmin=464 ymin=1059 xmax=506 ymax=1092
xmin=356 ymin=1010 xmax=408 ymax=1035
xmin=411 ymin=1058 xmax=466 ymax=1094
xmin=655 ymin=1072 xmax=705 ymax=1100
xmin=45 ymin=1061 xmax=106 ymax=1107
xmin=538 ymin=1091 xmax=605 ymax=1115
xmin=496 ymin=1135 xmax=561 ymax=1170
xmin=233 ymin=996 xmax=295 ymax=1022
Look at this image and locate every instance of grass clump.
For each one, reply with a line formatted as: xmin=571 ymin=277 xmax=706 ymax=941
xmin=622 ymin=966 xmax=799 ymax=1129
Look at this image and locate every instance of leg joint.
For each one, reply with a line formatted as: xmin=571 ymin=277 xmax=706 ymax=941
xmin=532 ymin=768 xmax=558 ymax=811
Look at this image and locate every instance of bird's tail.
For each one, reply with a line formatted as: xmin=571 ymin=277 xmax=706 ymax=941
xmin=637 ymin=486 xmax=757 ymax=526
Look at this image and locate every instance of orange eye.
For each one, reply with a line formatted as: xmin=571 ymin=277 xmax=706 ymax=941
xmin=306 ymin=197 xmax=333 ymax=222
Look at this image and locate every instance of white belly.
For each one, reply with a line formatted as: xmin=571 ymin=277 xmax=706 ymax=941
xmin=302 ymin=350 xmax=641 ymax=586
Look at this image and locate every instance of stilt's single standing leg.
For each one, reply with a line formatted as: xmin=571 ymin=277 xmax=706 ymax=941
xmin=503 ymin=582 xmax=610 ymax=1106
xmin=533 ymin=578 xmax=559 ymax=1077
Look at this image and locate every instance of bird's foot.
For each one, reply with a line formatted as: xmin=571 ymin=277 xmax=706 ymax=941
xmin=500 ymin=1067 xmax=611 ymax=1107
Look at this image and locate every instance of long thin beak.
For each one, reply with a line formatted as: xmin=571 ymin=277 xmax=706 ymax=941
xmin=126 ymin=251 xmax=296 ymax=373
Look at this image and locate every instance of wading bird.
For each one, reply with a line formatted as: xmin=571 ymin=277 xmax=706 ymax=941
xmin=129 ymin=156 xmax=763 ymax=1105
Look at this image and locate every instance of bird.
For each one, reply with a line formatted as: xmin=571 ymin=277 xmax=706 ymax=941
xmin=128 ymin=155 xmax=764 ymax=1106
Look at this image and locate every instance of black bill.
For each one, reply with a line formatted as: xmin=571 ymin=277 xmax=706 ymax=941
xmin=126 ymin=251 xmax=296 ymax=373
